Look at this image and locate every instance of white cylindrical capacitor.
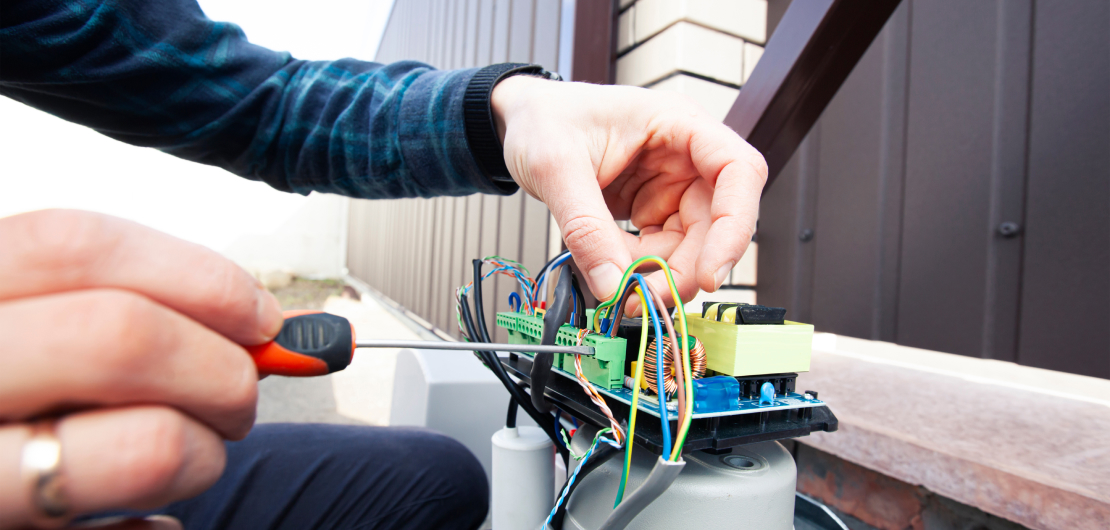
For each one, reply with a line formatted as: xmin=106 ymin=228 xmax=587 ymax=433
xmin=492 ymin=426 xmax=554 ymax=530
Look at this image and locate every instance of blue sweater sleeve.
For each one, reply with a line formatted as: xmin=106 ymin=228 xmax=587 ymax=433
xmin=0 ymin=0 xmax=510 ymax=198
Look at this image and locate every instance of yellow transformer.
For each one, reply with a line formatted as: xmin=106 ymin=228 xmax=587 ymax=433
xmin=686 ymin=303 xmax=813 ymax=376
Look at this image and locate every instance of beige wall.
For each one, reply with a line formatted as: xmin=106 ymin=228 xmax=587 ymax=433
xmin=617 ymin=0 xmax=766 ymax=306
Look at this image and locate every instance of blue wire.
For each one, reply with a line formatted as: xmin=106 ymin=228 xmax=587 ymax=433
xmin=545 ymin=433 xmax=620 ymax=529
xmin=507 ymin=292 xmax=521 ymax=313
xmin=534 ymin=251 xmax=572 ymax=300
xmin=553 ymin=411 xmax=565 ymax=448
xmin=570 ymin=284 xmax=578 ymax=323
xmin=629 ymin=273 xmax=671 ymax=457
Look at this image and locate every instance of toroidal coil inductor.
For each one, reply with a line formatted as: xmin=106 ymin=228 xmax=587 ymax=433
xmin=643 ymin=336 xmax=707 ymax=396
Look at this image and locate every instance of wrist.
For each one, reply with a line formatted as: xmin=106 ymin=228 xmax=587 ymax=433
xmin=462 ymin=64 xmax=545 ymax=193
xmin=490 ymin=75 xmax=546 ymax=143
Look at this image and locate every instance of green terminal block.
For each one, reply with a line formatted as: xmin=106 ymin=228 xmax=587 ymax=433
xmin=495 ymin=311 xmax=627 ymax=390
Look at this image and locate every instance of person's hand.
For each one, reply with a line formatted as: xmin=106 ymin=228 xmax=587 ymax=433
xmin=0 ymin=209 xmax=283 ymax=529
xmin=492 ymin=76 xmax=767 ymax=308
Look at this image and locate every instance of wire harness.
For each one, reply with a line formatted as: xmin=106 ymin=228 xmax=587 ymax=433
xmin=457 ymin=252 xmax=695 ymax=529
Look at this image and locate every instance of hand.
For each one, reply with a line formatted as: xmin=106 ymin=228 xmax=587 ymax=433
xmin=0 ymin=210 xmax=283 ymax=529
xmin=492 ymin=76 xmax=767 ymax=309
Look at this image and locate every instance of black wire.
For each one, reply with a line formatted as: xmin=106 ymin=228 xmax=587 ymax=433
xmin=459 ymin=290 xmax=569 ymax=464
xmin=475 ymin=260 xmax=520 ymax=422
xmin=505 ymin=397 xmax=518 ymax=428
xmin=472 ymin=260 xmax=494 ymax=343
xmin=549 ymin=442 xmax=622 ymax=529
xmin=534 ymin=263 xmax=574 ymax=414
xmin=570 ymin=272 xmax=587 ymax=329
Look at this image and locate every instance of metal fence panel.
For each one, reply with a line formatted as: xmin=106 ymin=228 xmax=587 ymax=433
xmin=349 ymin=0 xmax=566 ymax=338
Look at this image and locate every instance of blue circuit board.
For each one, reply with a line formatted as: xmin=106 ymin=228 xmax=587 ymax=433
xmin=550 ymin=364 xmax=825 ymax=419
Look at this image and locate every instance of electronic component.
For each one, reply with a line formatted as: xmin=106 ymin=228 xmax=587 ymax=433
xmin=692 ymin=376 xmax=740 ymax=413
xmin=687 ymin=302 xmax=813 ymax=377
xmin=503 ymin=354 xmax=837 ymax=453
xmin=736 ymin=372 xmax=797 ymax=400
xmin=643 ymin=335 xmax=707 ymax=396
xmin=496 ymin=310 xmax=628 ymax=390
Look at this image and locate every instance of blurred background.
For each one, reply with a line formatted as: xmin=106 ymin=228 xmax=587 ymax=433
xmin=0 ymin=0 xmax=394 ymax=279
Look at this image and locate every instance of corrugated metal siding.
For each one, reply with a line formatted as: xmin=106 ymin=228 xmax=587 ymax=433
xmin=758 ymin=0 xmax=1109 ymax=378
xmin=348 ymin=0 xmax=565 ymax=338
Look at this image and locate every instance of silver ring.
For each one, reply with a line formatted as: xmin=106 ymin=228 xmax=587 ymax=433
xmin=22 ymin=419 xmax=69 ymax=528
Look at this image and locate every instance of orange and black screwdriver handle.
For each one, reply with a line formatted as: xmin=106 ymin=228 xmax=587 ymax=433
xmin=247 ymin=310 xmax=356 ymax=377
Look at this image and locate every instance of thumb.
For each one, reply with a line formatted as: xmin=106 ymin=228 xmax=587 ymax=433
xmin=543 ymin=158 xmax=633 ymax=301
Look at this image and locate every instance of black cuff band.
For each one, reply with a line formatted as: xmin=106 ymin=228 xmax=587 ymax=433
xmin=463 ymin=63 xmax=558 ymax=194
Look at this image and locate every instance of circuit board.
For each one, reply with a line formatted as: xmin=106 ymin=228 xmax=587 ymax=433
xmin=546 ymin=365 xmax=828 ymax=419
xmin=502 ymin=354 xmax=838 ymax=454
xmin=496 ymin=308 xmax=826 ymax=419
xmin=495 ymin=303 xmax=838 ymax=452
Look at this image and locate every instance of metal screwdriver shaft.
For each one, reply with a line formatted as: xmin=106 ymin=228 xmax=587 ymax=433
xmin=355 ymin=340 xmax=594 ymax=357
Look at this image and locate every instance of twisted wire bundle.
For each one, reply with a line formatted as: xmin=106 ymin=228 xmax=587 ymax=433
xmin=643 ymin=337 xmax=707 ymax=397
xmin=572 ymin=329 xmax=625 ymax=444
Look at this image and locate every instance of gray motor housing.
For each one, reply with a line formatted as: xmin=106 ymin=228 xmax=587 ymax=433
xmin=563 ymin=429 xmax=797 ymax=530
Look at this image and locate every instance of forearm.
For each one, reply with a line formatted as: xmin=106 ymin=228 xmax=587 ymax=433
xmin=0 ymin=0 xmax=507 ymax=198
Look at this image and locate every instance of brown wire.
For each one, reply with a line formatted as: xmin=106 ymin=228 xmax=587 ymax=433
xmin=645 ymin=282 xmax=685 ymax=431
xmin=608 ymin=279 xmax=639 ymax=336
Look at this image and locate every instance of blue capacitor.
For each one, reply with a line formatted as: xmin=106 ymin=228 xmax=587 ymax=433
xmin=759 ymin=381 xmax=776 ymax=406
xmin=693 ymin=376 xmax=741 ymax=413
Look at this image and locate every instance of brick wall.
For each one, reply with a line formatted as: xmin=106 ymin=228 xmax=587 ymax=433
xmin=614 ymin=0 xmax=766 ymax=303
xmin=784 ymin=441 xmax=1031 ymax=530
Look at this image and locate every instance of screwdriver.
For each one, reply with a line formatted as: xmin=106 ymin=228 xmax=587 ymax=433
xmin=247 ymin=310 xmax=596 ymax=377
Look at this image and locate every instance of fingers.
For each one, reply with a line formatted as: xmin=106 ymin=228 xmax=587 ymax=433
xmin=0 ymin=210 xmax=283 ymax=345
xmin=0 ymin=407 xmax=224 ymax=528
xmin=541 ymin=154 xmax=635 ymax=300
xmin=686 ymin=123 xmax=767 ymax=292
xmin=623 ymin=180 xmax=714 ymax=315
xmin=0 ymin=289 xmax=258 ymax=439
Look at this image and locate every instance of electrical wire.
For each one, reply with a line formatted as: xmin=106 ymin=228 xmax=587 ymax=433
xmin=533 ymin=263 xmax=575 ymax=414
xmin=458 ymin=289 xmax=568 ymax=465
xmin=571 ymin=329 xmax=625 ymax=444
xmin=505 ymin=397 xmax=518 ymax=428
xmin=614 ymin=285 xmax=651 ymax=507
xmin=459 ymin=253 xmax=697 ymax=521
xmin=534 ymin=250 xmax=572 ymax=304
xmin=598 ymin=456 xmax=686 ymax=530
xmin=632 ymin=275 xmax=671 ymax=458
xmin=455 ymin=256 xmax=537 ymax=335
xmin=545 ymin=428 xmax=621 ymax=530
xmin=547 ymin=434 xmax=621 ymax=530
xmin=473 ymin=260 xmax=494 ymax=343
xmin=590 ymin=256 xmax=694 ymax=463
xmin=643 ymin=282 xmax=691 ymax=432
xmin=608 ymin=273 xmax=670 ymax=455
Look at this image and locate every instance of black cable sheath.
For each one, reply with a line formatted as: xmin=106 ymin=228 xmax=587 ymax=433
xmin=475 ymin=260 xmax=520 ymax=424
xmin=460 ymin=292 xmax=538 ymax=426
xmin=571 ymin=272 xmax=587 ymax=329
xmin=549 ymin=442 xmax=622 ymax=529
xmin=505 ymin=398 xmax=518 ymax=428
xmin=460 ymin=291 xmax=568 ymax=463
xmin=472 ymin=260 xmax=494 ymax=343
xmin=533 ymin=263 xmax=573 ymax=413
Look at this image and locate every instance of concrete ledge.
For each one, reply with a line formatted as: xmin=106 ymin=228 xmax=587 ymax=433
xmin=797 ymin=335 xmax=1110 ymax=530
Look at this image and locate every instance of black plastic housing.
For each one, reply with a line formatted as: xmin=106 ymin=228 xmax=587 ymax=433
xmin=503 ymin=356 xmax=837 ymax=454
